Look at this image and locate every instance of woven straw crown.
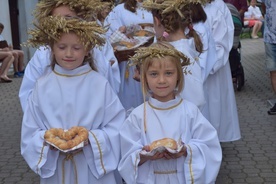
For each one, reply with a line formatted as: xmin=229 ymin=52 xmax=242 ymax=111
xmin=129 ymin=43 xmax=190 ymax=71
xmin=142 ymin=0 xmax=209 ymax=13
xmin=33 ymin=0 xmax=107 ymax=21
xmin=26 ymin=16 xmax=106 ymax=50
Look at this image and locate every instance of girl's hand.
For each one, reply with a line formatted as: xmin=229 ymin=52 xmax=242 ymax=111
xmin=119 ymin=26 xmax=126 ymax=33
xmin=163 ymin=146 xmax=187 ymax=160
xmin=49 ymin=145 xmax=58 ymax=151
xmin=139 ymin=145 xmax=165 ymax=166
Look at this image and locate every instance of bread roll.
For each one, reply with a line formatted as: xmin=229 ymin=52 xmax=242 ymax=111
xmin=44 ymin=126 xmax=88 ymax=150
xmin=119 ymin=41 xmax=135 ymax=48
xmin=149 ymin=138 xmax=177 ymax=151
xmin=134 ymin=30 xmax=154 ymax=37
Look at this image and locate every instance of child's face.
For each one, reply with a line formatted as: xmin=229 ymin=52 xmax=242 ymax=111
xmin=146 ymin=59 xmax=178 ymax=102
xmin=53 ymin=32 xmax=88 ymax=70
xmin=51 ymin=5 xmax=77 ymax=17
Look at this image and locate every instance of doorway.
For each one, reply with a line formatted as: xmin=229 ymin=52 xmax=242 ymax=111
xmin=8 ymin=0 xmax=20 ymax=50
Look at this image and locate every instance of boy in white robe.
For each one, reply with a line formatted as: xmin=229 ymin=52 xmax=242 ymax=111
xmin=119 ymin=41 xmax=222 ymax=184
xmin=21 ymin=16 xmax=125 ymax=184
xmin=19 ymin=0 xmax=121 ymax=112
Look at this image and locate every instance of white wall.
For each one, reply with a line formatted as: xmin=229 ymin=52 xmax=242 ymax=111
xmin=0 ymin=0 xmax=12 ymax=45
xmin=18 ymin=0 xmax=39 ymax=62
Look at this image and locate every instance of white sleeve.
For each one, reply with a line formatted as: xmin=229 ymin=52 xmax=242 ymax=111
xmin=19 ymin=47 xmax=51 ymax=112
xmin=118 ymin=112 xmax=151 ymax=184
xmin=21 ymin=82 xmax=59 ymax=178
xmin=183 ymin=105 xmax=222 ymax=184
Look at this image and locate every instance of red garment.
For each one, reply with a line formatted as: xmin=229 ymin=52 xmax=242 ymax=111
xmin=248 ymin=19 xmax=256 ymax=27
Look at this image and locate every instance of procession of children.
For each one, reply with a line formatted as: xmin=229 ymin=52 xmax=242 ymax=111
xmin=19 ymin=0 xmax=241 ymax=183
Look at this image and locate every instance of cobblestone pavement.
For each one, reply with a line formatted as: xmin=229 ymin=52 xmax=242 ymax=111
xmin=0 ymin=38 xmax=275 ymax=184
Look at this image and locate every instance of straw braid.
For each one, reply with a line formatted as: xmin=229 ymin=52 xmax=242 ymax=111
xmin=129 ymin=43 xmax=190 ymax=73
xmin=143 ymin=0 xmax=209 ymax=14
xmin=33 ymin=0 xmax=107 ymax=21
xmin=25 ymin=16 xmax=106 ymax=50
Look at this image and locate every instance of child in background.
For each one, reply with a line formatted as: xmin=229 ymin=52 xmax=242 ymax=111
xmin=188 ymin=2 xmax=217 ymax=122
xmin=118 ymin=41 xmax=222 ymax=184
xmin=204 ymin=0 xmax=241 ymax=142
xmin=143 ymin=0 xmax=205 ymax=109
xmin=21 ymin=16 xmax=126 ymax=184
xmin=19 ymin=0 xmax=120 ymax=112
xmin=97 ymin=0 xmax=114 ymax=26
xmin=104 ymin=0 xmax=154 ymax=111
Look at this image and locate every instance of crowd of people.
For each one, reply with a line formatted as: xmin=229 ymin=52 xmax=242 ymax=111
xmin=16 ymin=0 xmax=275 ymax=184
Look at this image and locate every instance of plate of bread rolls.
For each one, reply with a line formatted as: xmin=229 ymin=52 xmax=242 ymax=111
xmin=44 ymin=126 xmax=89 ymax=153
xmin=140 ymin=138 xmax=184 ymax=156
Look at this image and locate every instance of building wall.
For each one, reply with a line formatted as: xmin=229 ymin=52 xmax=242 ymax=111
xmin=18 ymin=0 xmax=39 ymax=62
xmin=0 ymin=0 xmax=38 ymax=63
xmin=0 ymin=0 xmax=12 ymax=46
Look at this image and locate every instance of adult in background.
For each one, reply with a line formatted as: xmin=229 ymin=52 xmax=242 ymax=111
xmin=224 ymin=0 xmax=248 ymax=26
xmin=0 ymin=23 xmax=25 ymax=78
xmin=261 ymin=0 xmax=276 ymax=115
xmin=244 ymin=0 xmax=263 ymax=39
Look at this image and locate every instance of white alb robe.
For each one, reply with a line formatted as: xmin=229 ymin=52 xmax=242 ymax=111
xmin=192 ymin=22 xmax=217 ymax=122
xmin=169 ymin=39 xmax=206 ymax=109
xmin=192 ymin=22 xmax=217 ymax=83
xmin=21 ymin=63 xmax=126 ymax=184
xmin=119 ymin=95 xmax=222 ymax=184
xmin=104 ymin=3 xmax=153 ymax=111
xmin=19 ymin=42 xmax=120 ymax=112
xmin=203 ymin=0 xmax=241 ymax=142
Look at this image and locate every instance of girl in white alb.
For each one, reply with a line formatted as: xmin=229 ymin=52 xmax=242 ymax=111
xmin=118 ymin=41 xmax=222 ymax=184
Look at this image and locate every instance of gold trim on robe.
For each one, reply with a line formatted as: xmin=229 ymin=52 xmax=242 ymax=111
xmin=187 ymin=144 xmax=194 ymax=184
xmin=36 ymin=142 xmax=46 ymax=174
xmin=90 ymin=131 xmax=106 ymax=174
